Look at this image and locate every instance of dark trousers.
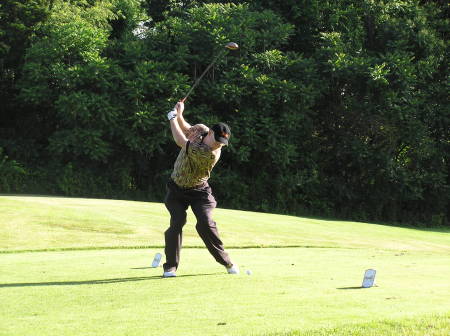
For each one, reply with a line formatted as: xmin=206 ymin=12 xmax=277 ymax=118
xmin=163 ymin=180 xmax=232 ymax=272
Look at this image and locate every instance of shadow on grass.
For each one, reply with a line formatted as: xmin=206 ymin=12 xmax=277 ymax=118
xmin=0 ymin=273 xmax=220 ymax=288
xmin=130 ymin=267 xmax=154 ymax=269
xmin=336 ymin=286 xmax=364 ymax=290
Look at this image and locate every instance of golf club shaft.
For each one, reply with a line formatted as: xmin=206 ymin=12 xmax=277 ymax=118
xmin=181 ymin=49 xmax=227 ymax=103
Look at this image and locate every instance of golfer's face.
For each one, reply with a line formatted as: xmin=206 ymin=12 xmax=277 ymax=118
xmin=211 ymin=131 xmax=225 ymax=147
xmin=206 ymin=131 xmax=223 ymax=149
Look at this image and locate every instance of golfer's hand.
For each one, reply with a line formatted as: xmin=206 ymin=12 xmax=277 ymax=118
xmin=175 ymin=101 xmax=184 ymax=116
xmin=167 ymin=109 xmax=177 ymax=121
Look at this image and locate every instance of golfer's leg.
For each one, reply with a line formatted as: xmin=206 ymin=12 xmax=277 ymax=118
xmin=191 ymin=187 xmax=232 ymax=267
xmin=163 ymin=188 xmax=188 ymax=272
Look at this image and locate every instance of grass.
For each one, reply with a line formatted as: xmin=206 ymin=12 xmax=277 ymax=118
xmin=1 ymin=195 xmax=449 ymax=252
xmin=285 ymin=315 xmax=450 ymax=336
xmin=0 ymin=195 xmax=449 ymax=336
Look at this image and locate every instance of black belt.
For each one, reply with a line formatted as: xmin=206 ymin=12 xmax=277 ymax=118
xmin=169 ymin=179 xmax=207 ymax=190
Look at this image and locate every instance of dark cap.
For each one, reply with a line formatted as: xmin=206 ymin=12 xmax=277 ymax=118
xmin=211 ymin=122 xmax=231 ymax=145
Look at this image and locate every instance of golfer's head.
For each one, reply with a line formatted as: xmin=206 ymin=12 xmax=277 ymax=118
xmin=211 ymin=122 xmax=231 ymax=146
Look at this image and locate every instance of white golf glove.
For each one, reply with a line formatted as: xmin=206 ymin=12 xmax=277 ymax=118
xmin=167 ymin=109 xmax=177 ymax=121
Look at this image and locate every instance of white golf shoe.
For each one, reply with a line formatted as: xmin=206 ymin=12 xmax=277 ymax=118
xmin=226 ymin=264 xmax=239 ymax=275
xmin=163 ymin=270 xmax=176 ymax=278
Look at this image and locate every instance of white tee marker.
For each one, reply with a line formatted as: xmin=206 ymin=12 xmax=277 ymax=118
xmin=362 ymin=269 xmax=376 ymax=288
xmin=151 ymin=253 xmax=162 ymax=268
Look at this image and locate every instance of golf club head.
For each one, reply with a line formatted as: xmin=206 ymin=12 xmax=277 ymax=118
xmin=225 ymin=42 xmax=239 ymax=50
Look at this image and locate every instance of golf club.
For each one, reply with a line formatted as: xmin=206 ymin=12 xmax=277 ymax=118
xmin=180 ymin=42 xmax=239 ymax=103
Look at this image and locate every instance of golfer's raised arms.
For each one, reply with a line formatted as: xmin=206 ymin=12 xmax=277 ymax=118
xmin=175 ymin=101 xmax=191 ymax=135
xmin=167 ymin=102 xmax=188 ymax=148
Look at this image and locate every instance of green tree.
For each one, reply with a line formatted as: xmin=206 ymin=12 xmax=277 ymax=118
xmin=1 ymin=0 xmax=448 ymax=225
xmin=0 ymin=0 xmax=51 ymax=167
xmin=310 ymin=0 xmax=449 ymax=223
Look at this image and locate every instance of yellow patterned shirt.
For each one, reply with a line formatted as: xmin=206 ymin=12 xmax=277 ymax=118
xmin=170 ymin=124 xmax=221 ymax=188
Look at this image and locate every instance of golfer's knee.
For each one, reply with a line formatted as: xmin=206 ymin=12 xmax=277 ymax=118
xmin=170 ymin=212 xmax=186 ymax=225
xmin=166 ymin=217 xmax=186 ymax=234
xmin=196 ymin=218 xmax=215 ymax=231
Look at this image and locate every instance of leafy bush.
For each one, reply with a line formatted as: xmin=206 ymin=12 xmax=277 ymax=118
xmin=0 ymin=0 xmax=447 ymax=226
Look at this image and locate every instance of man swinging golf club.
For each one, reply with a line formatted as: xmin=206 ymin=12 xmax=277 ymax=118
xmin=162 ymin=101 xmax=239 ymax=277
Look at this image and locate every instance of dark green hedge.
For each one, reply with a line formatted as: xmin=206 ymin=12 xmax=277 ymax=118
xmin=1 ymin=0 xmax=448 ymax=226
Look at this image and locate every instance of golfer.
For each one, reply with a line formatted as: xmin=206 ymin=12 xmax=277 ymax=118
xmin=162 ymin=101 xmax=239 ymax=277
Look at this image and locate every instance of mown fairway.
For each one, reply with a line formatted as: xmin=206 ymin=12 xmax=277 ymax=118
xmin=1 ymin=195 xmax=449 ymax=336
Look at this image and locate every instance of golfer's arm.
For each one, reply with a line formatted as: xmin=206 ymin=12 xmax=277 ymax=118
xmin=169 ymin=118 xmax=188 ymax=148
xmin=177 ymin=113 xmax=191 ymax=135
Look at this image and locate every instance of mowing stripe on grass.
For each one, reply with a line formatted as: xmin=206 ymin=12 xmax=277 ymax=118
xmin=0 ymin=244 xmax=350 ymax=254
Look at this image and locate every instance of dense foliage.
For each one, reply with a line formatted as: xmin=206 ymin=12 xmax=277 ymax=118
xmin=1 ymin=0 xmax=448 ymax=226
